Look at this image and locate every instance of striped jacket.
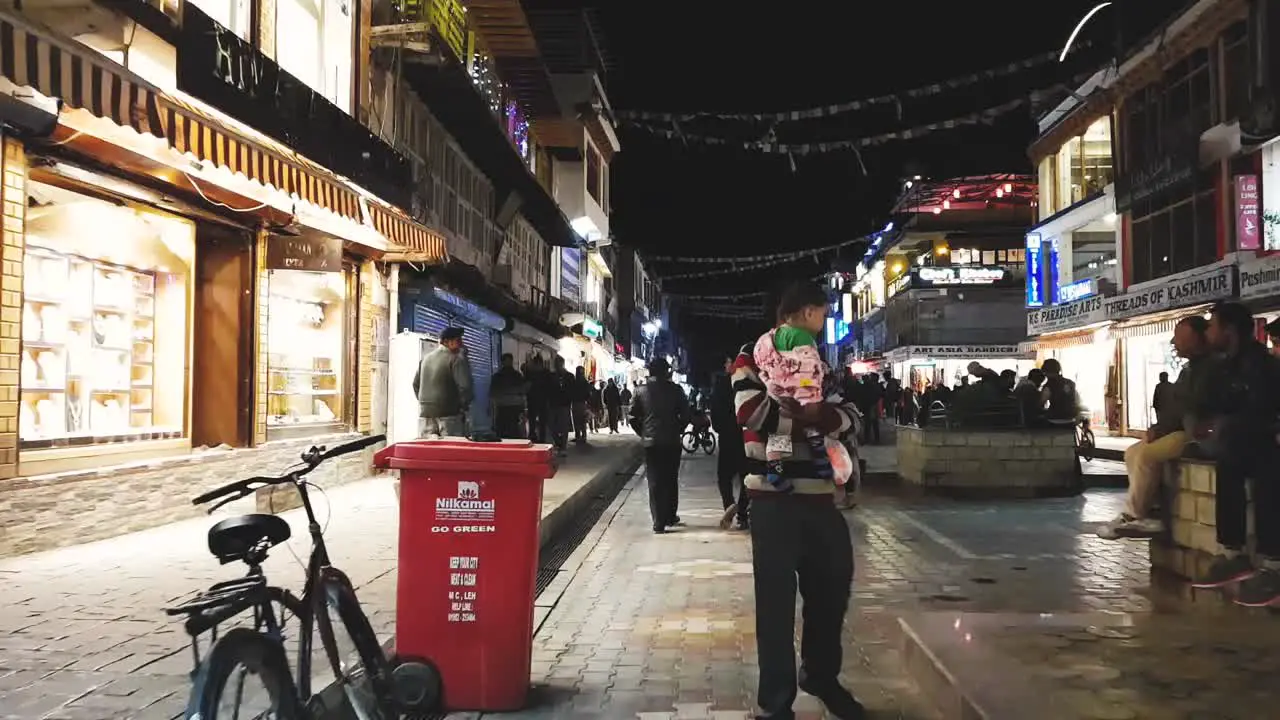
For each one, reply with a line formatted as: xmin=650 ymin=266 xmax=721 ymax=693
xmin=732 ymin=345 xmax=861 ymax=495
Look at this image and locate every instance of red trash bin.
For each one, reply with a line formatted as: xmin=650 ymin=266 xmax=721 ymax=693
xmin=374 ymin=439 xmax=556 ymax=712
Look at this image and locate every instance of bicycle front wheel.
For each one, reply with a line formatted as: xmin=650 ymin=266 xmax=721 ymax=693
xmin=188 ymin=628 xmax=304 ymax=720
xmin=701 ymin=432 xmax=717 ymax=455
xmin=315 ymin=569 xmax=398 ymax=720
xmin=1079 ymin=429 xmax=1096 ymax=461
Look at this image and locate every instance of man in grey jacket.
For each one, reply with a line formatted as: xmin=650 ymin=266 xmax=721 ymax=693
xmin=413 ymin=327 xmax=473 ymax=438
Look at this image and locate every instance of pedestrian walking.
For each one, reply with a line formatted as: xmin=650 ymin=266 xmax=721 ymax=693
xmin=735 ymin=281 xmax=865 ymax=720
xmin=491 ymin=353 xmax=527 ymax=439
xmin=525 ymin=355 xmax=551 ymax=443
xmin=713 ymin=349 xmax=750 ymax=531
xmin=571 ymin=367 xmax=592 ymax=443
xmin=629 ymin=358 xmax=691 ymax=533
xmin=604 ymin=379 xmax=622 ymax=434
xmin=412 ymin=327 xmax=472 ymax=438
xmin=549 ymin=357 xmax=574 ymax=453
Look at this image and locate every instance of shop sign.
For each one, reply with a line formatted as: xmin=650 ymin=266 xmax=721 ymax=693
xmin=581 ymin=318 xmax=602 ymax=339
xmin=430 ymin=287 xmax=506 ymax=331
xmin=1235 ymin=175 xmax=1261 ymax=251
xmin=1114 ymin=144 xmax=1196 ymax=213
xmin=1026 ymin=295 xmax=1106 ymax=335
xmin=1104 ymin=264 xmax=1234 ymax=321
xmin=914 ymin=266 xmax=1009 ymax=287
xmin=887 ymin=345 xmax=1031 ymax=361
xmin=266 ymin=236 xmax=342 ymax=272
xmin=559 ymin=248 xmax=582 ymax=306
xmin=1056 ymin=278 xmax=1096 ymax=304
xmin=1239 ymin=254 xmax=1280 ymax=300
xmin=1025 ymin=233 xmax=1045 ymax=307
xmin=175 ymin=4 xmax=411 ymax=208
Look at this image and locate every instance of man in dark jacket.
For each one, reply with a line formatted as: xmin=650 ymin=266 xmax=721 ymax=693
xmin=1193 ymin=302 xmax=1280 ymax=606
xmin=712 ymin=351 xmax=750 ymax=531
xmin=629 ymin=358 xmax=691 ymax=533
xmin=548 ymin=357 xmax=575 ymax=453
xmin=603 ymin=379 xmax=622 ymax=434
xmin=491 ymin=353 xmax=527 ymax=439
xmin=525 ymin=356 xmax=550 ymax=443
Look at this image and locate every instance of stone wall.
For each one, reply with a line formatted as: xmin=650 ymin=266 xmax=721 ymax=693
xmin=897 ymin=425 xmax=1080 ymax=497
xmin=0 ymin=433 xmax=379 ymax=557
xmin=0 ymin=137 xmax=25 ymax=480
xmin=1149 ymin=460 xmax=1243 ymax=583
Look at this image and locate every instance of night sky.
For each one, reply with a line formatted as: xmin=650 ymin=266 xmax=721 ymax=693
xmin=592 ymin=1 xmax=1187 ymax=379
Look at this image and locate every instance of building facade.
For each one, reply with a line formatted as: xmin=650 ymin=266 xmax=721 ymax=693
xmin=0 ymin=0 xmax=452 ymax=554
xmin=839 ymin=175 xmax=1038 ymax=391
xmin=1025 ymin=0 xmax=1263 ymax=437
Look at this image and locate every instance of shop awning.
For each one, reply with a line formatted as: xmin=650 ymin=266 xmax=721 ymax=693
xmin=0 ymin=10 xmax=448 ymax=261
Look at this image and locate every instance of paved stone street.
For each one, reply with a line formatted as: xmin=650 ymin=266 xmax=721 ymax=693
xmin=0 ymin=436 xmax=638 ymax=720
xmin=471 ymin=448 xmax=1155 ymax=720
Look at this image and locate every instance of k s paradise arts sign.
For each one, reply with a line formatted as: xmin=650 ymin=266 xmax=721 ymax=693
xmin=1027 ymin=263 xmax=1236 ymax=335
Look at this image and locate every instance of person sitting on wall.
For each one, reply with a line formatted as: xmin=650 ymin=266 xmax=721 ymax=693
xmin=1040 ymin=359 xmax=1080 ymax=424
xmin=413 ymin=327 xmax=473 ymax=438
xmin=1191 ymin=302 xmax=1280 ymax=607
xmin=1015 ymin=368 xmax=1047 ymax=427
xmin=1096 ymin=316 xmax=1212 ymax=540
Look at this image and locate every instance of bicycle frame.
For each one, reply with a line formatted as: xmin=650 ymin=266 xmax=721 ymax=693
xmin=183 ymin=471 xmax=337 ymax=701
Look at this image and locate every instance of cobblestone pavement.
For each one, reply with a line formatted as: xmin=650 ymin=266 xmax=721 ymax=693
xmin=476 ymin=451 xmax=1157 ymax=720
xmin=0 ymin=438 xmax=636 ymax=720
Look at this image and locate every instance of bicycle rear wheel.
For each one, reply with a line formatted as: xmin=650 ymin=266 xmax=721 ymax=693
xmin=187 ymin=628 xmax=303 ymax=720
xmin=1078 ymin=428 xmax=1096 ymax=461
xmin=701 ymin=432 xmax=717 ymax=455
xmin=681 ymin=431 xmax=698 ymax=454
xmin=315 ymin=569 xmax=399 ymax=720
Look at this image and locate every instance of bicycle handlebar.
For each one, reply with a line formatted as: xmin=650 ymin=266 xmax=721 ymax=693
xmin=191 ymin=434 xmax=386 ymax=509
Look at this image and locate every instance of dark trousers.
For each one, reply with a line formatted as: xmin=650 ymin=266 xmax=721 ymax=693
xmin=495 ymin=406 xmax=524 ymax=439
xmin=607 ymin=405 xmax=621 ymax=433
xmin=859 ymin=408 xmax=880 ymax=444
xmin=750 ymin=495 xmax=854 ymax=717
xmin=1216 ymin=446 xmax=1280 ymax=556
xmin=716 ymin=446 xmax=750 ymax=523
xmin=644 ymin=444 xmax=682 ymax=529
xmin=528 ymin=406 xmax=546 ymax=443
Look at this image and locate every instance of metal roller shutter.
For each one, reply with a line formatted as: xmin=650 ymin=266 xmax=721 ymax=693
xmin=410 ymin=304 xmax=498 ymax=427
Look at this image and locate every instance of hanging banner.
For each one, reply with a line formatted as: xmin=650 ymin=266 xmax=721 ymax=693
xmin=1103 ymin=263 xmax=1235 ymax=321
xmin=1235 ymin=174 xmax=1261 ymax=251
xmin=1239 ymin=254 xmax=1280 ymax=300
xmin=1027 ymin=295 xmax=1107 ymax=335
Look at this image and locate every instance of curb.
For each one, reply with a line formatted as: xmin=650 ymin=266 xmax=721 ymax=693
xmin=539 ymin=444 xmax=644 ymax=549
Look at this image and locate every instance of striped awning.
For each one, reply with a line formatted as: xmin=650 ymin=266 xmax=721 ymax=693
xmin=1111 ymin=305 xmax=1212 ymax=339
xmin=1 ymin=10 xmax=447 ymax=259
xmin=369 ymin=204 xmax=448 ymax=260
xmin=1033 ymin=328 xmax=1108 ymax=349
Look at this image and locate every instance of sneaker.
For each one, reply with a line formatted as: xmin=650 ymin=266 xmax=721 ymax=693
xmin=1191 ymin=554 xmax=1257 ymax=588
xmin=1096 ymin=514 xmax=1164 ymax=540
xmin=1235 ymin=568 xmax=1280 ymax=607
xmin=798 ymin=680 xmax=865 ymax=720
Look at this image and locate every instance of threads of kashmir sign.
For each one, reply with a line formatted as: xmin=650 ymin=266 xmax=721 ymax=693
xmin=1027 ymin=263 xmax=1236 ymax=335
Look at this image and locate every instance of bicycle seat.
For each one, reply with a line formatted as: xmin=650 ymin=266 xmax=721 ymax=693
xmin=207 ymin=514 xmax=291 ymax=563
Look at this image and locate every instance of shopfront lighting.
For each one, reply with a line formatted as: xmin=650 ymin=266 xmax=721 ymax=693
xmin=1104 ymin=211 xmax=1118 ymax=223
xmin=942 ymin=200 xmax=951 ymax=210
xmin=952 ymin=188 xmax=961 ymax=199
xmin=996 ymin=188 xmax=1004 ymax=198
xmin=936 ymin=245 xmax=949 ymax=255
xmin=932 ymin=207 xmax=942 ymax=215
xmin=883 ymin=222 xmax=894 ymax=232
xmin=1004 ymin=182 xmax=1014 ymax=193
xmin=890 ymin=262 xmax=904 ymax=275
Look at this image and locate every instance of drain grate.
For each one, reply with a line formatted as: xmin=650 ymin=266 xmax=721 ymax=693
xmin=535 ymin=467 xmax=637 ymax=597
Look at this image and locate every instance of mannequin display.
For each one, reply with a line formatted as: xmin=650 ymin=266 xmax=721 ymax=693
xmin=66 ymin=396 xmax=84 ymax=434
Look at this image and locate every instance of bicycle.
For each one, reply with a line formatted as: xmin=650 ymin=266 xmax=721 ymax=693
xmin=680 ymin=412 xmax=717 ymax=455
xmin=1076 ymin=416 xmax=1096 ymax=461
xmin=166 ymin=434 xmax=440 ymax=719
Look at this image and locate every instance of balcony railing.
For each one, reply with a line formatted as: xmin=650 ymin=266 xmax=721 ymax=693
xmin=397 ymin=0 xmax=468 ymax=61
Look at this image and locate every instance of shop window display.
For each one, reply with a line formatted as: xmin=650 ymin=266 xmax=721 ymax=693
xmin=20 ymin=182 xmax=193 ymax=449
xmin=266 ymin=269 xmax=347 ymax=432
